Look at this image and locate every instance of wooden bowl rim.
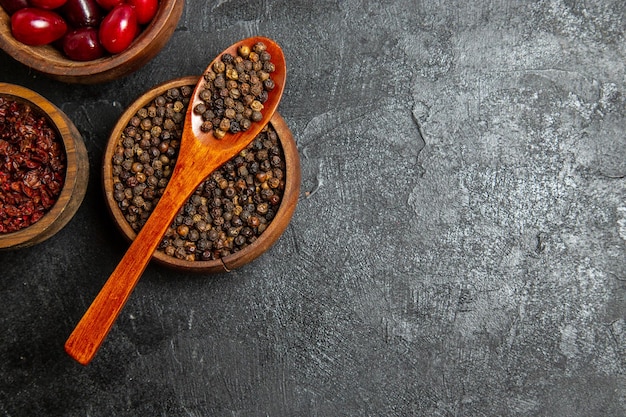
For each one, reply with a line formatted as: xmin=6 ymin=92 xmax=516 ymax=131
xmin=102 ymin=75 xmax=301 ymax=273
xmin=0 ymin=82 xmax=89 ymax=249
xmin=0 ymin=0 xmax=184 ymax=80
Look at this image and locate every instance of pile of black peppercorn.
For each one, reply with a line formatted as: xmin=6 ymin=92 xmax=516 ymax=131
xmin=196 ymin=41 xmax=276 ymax=139
xmin=111 ymin=84 xmax=286 ymax=262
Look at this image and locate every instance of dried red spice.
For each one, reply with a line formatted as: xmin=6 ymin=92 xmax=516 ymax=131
xmin=0 ymin=97 xmax=66 ymax=233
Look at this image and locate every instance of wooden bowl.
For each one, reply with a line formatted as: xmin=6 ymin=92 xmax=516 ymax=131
xmin=0 ymin=83 xmax=89 ymax=250
xmin=102 ymin=76 xmax=301 ymax=273
xmin=0 ymin=0 xmax=184 ymax=84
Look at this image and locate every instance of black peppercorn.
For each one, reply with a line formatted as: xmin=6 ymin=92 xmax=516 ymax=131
xmin=112 ymin=85 xmax=286 ymax=262
xmin=196 ymin=41 xmax=276 ymax=139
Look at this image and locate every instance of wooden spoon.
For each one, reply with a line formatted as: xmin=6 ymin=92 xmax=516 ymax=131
xmin=65 ymin=37 xmax=286 ymax=365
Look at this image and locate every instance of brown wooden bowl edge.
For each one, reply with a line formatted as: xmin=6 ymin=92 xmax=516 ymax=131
xmin=0 ymin=0 xmax=185 ymax=84
xmin=0 ymin=83 xmax=90 ymax=249
xmin=102 ymin=76 xmax=300 ymax=273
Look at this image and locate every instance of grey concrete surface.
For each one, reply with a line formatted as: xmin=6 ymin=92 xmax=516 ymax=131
xmin=1 ymin=0 xmax=625 ymax=415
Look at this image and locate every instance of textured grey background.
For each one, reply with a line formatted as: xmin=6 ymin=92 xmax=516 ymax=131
xmin=1 ymin=0 xmax=625 ymax=416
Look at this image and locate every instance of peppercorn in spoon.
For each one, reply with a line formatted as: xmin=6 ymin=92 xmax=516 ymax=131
xmin=65 ymin=37 xmax=286 ymax=365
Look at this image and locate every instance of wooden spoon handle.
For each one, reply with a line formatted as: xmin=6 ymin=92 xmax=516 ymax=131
xmin=64 ymin=173 xmax=197 ymax=365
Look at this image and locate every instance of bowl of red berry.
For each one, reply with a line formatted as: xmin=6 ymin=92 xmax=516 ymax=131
xmin=0 ymin=82 xmax=89 ymax=249
xmin=0 ymin=0 xmax=184 ymax=84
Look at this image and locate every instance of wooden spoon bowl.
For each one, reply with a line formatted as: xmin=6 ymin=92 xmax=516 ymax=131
xmin=103 ymin=76 xmax=301 ymax=273
xmin=0 ymin=82 xmax=89 ymax=250
xmin=0 ymin=0 xmax=184 ymax=84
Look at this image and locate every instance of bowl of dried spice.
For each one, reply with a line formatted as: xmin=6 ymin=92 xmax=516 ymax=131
xmin=102 ymin=75 xmax=300 ymax=273
xmin=0 ymin=0 xmax=184 ymax=84
xmin=0 ymin=82 xmax=89 ymax=250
